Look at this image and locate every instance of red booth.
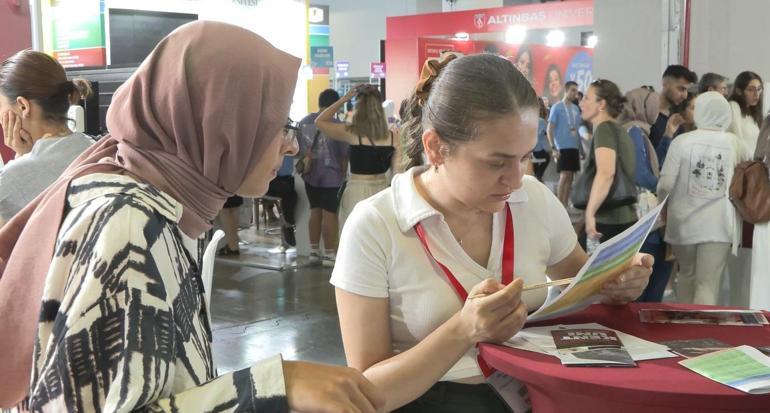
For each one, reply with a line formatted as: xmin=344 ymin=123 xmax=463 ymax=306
xmin=386 ymin=0 xmax=595 ymax=110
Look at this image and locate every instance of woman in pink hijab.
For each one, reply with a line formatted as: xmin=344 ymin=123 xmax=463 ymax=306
xmin=0 ymin=21 xmax=383 ymax=412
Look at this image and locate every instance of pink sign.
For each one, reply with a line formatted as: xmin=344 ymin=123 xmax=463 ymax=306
xmin=370 ymin=62 xmax=386 ymax=79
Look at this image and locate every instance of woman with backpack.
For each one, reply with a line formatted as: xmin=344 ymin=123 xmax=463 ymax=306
xmin=750 ymin=115 xmax=770 ymax=310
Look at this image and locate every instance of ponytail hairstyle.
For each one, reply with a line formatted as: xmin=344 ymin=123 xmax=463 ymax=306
xmin=401 ymin=53 xmax=539 ymax=170
xmin=0 ymin=50 xmax=92 ymax=123
xmin=589 ymin=79 xmax=627 ymax=118
xmin=346 ymin=84 xmax=389 ymax=142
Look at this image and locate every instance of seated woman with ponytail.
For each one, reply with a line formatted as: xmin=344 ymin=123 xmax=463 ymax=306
xmin=331 ymin=53 xmax=655 ymax=412
xmin=0 ymin=50 xmax=95 ymax=225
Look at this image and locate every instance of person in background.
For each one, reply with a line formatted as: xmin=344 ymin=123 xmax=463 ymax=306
xmin=547 ymin=80 xmax=582 ymax=207
xmin=575 ymin=90 xmax=584 ymax=105
xmin=0 ymin=50 xmax=94 ymax=227
xmin=299 ymin=89 xmax=349 ymax=265
xmin=543 ymin=64 xmax=564 ymax=106
xmin=383 ymin=99 xmax=399 ymax=127
xmin=656 ymin=91 xmax=697 ymax=165
xmin=698 ymin=72 xmax=729 ymax=96
xmin=580 ymin=79 xmax=638 ymax=244
xmin=658 ymin=92 xmax=740 ymax=305
xmin=750 ymin=115 xmax=770 ymax=311
xmin=316 ymin=84 xmax=398 ymax=234
xmin=332 ymin=54 xmax=652 ymax=412
xmin=266 ymin=119 xmax=301 ymax=247
xmin=728 ymin=71 xmax=764 ymax=161
xmin=532 ymin=98 xmax=552 ymax=181
xmin=513 ymin=46 xmax=533 ymax=85
xmin=621 ymin=87 xmax=673 ymax=303
xmin=0 ymin=21 xmax=384 ymax=412
xmin=649 ymin=65 xmax=698 ymax=154
xmin=217 ymin=195 xmax=243 ymax=256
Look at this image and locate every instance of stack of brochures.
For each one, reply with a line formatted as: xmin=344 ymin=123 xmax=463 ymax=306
xmin=680 ymin=346 xmax=770 ymax=394
xmin=504 ymin=322 xmax=676 ymax=365
xmin=639 ymin=309 xmax=768 ymax=326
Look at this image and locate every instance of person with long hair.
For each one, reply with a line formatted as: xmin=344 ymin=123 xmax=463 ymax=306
xmin=316 ymin=84 xmax=399 ymax=238
xmin=543 ymin=64 xmax=564 ymax=106
xmin=580 ymin=79 xmax=638 ymax=244
xmin=532 ymin=98 xmax=552 ymax=181
xmin=513 ymin=46 xmax=533 ymax=85
xmin=728 ymin=71 xmax=764 ymax=161
xmin=332 ymin=54 xmax=652 ymax=412
xmin=0 ymin=22 xmax=383 ymax=412
xmin=0 ymin=50 xmax=94 ymax=226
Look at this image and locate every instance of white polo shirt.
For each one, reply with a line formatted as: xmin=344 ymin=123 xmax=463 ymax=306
xmin=331 ymin=167 xmax=577 ymax=381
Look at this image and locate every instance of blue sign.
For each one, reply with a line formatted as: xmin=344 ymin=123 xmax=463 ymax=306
xmin=565 ymin=51 xmax=593 ymax=93
xmin=335 ymin=60 xmax=350 ymax=78
xmin=310 ymin=46 xmax=334 ymax=68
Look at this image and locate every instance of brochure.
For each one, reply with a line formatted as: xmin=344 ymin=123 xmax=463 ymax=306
xmin=660 ymin=338 xmax=731 ymax=358
xmin=680 ymin=346 xmax=770 ymax=394
xmin=505 ymin=322 xmax=676 ymax=362
xmin=639 ymin=309 xmax=769 ymax=326
xmin=551 ymin=328 xmax=636 ymax=367
xmin=527 ymin=200 xmax=666 ymax=323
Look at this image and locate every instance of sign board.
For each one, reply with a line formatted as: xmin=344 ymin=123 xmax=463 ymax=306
xmin=370 ymin=62 xmax=386 ymax=79
xmin=310 ymin=46 xmax=334 ymax=68
xmin=335 ymin=60 xmax=350 ymax=78
xmin=308 ymin=4 xmax=329 ymax=25
xmin=49 ymin=0 xmax=106 ymax=68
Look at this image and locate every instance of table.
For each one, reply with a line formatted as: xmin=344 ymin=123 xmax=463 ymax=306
xmin=478 ymin=303 xmax=770 ymax=413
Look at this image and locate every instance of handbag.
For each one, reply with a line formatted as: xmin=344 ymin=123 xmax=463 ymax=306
xmin=295 ymin=130 xmax=320 ymax=175
xmin=571 ymin=125 xmax=638 ymax=210
xmin=730 ymin=117 xmax=770 ymax=224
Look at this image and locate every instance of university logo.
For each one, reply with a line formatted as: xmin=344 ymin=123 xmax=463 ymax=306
xmin=474 ymin=13 xmax=486 ymax=29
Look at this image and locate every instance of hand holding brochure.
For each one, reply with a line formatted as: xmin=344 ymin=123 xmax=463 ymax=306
xmin=527 ymin=199 xmax=666 ymax=323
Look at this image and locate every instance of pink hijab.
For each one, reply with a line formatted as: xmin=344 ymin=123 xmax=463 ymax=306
xmin=0 ymin=21 xmax=300 ymax=406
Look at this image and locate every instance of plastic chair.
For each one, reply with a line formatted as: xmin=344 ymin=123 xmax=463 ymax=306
xmin=201 ymin=230 xmax=225 ymax=310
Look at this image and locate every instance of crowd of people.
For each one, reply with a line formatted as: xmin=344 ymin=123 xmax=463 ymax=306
xmin=0 ymin=19 xmax=767 ymax=413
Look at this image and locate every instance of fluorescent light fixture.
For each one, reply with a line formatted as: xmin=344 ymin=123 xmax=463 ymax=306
xmin=453 ymin=32 xmax=470 ymax=41
xmin=505 ymin=26 xmax=527 ymax=44
xmin=587 ymin=34 xmax=598 ymax=48
xmin=546 ymin=30 xmax=566 ymax=47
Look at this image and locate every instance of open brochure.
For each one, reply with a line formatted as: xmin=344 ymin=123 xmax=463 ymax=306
xmin=661 ymin=338 xmax=731 ymax=358
xmin=640 ymin=309 xmax=769 ymax=326
xmin=527 ymin=199 xmax=666 ymax=323
xmin=680 ymin=346 xmax=770 ymax=394
xmin=551 ymin=328 xmax=636 ymax=367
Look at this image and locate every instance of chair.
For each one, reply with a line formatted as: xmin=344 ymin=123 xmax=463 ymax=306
xmin=201 ymin=230 xmax=225 ymax=311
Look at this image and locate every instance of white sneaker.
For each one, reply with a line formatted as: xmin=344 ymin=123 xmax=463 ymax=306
xmin=322 ymin=254 xmax=336 ymax=268
xmin=309 ymin=249 xmax=322 ymax=263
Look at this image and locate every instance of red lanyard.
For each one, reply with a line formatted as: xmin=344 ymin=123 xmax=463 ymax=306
xmin=414 ymin=203 xmax=515 ymax=300
xmin=413 ymin=203 xmax=515 ymax=378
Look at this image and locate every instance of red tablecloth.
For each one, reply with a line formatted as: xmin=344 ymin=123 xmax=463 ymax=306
xmin=479 ymin=303 xmax=770 ymax=413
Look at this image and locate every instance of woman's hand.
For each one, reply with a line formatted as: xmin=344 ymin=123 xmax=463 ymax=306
xmin=664 ymin=113 xmax=685 ymax=138
xmin=458 ymin=278 xmax=528 ymax=344
xmin=600 ymin=253 xmax=654 ymax=304
xmin=584 ymin=213 xmax=601 ymax=241
xmin=284 ymin=360 xmax=386 ymax=413
xmin=1 ymin=111 xmax=34 ymax=156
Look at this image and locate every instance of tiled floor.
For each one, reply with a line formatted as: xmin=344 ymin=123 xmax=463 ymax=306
xmin=210 ymin=235 xmax=346 ymax=373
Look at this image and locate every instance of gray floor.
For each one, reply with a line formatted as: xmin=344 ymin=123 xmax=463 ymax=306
xmin=210 ymin=233 xmax=346 ymax=374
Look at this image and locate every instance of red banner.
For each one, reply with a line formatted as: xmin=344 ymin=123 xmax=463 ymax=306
xmin=53 ymin=47 xmax=106 ymax=69
xmin=387 ymin=0 xmax=593 ymax=40
xmin=416 ymin=38 xmax=593 ymax=104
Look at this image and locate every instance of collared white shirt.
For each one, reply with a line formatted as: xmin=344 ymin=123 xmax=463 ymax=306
xmin=331 ymin=167 xmax=577 ymax=381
